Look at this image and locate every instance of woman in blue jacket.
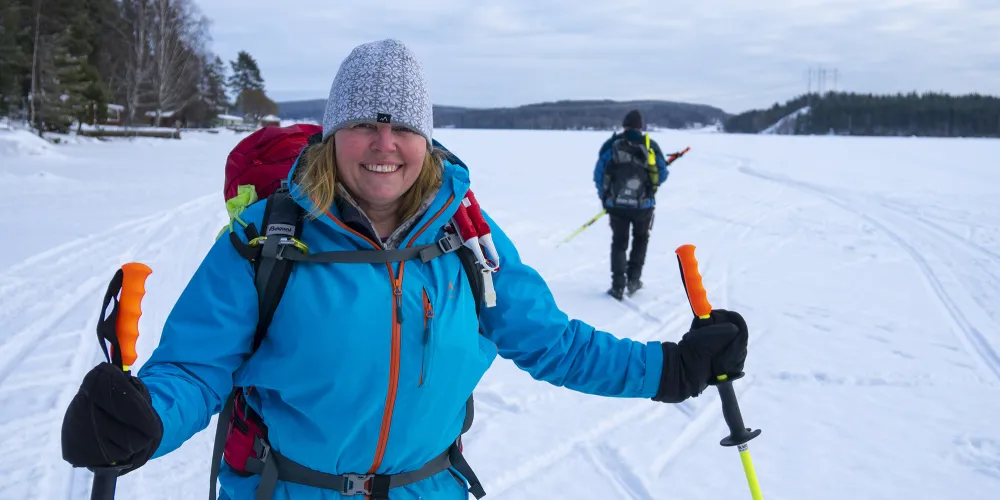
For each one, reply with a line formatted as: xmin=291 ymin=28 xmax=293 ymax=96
xmin=61 ymin=39 xmax=749 ymax=500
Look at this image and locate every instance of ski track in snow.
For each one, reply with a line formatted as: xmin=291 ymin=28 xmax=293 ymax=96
xmin=583 ymin=441 xmax=656 ymax=500
xmin=4 ymin=131 xmax=998 ymax=500
xmin=485 ymin=177 xmax=788 ymax=497
xmin=954 ymin=436 xmax=1000 ymax=481
xmin=484 ymin=400 xmax=659 ymax=497
xmin=736 ymin=161 xmax=1000 ymax=384
xmin=649 ymin=373 xmax=758 ymax=477
xmin=0 ymin=194 xmax=219 ymax=500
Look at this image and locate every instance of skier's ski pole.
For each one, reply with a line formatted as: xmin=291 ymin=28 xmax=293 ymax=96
xmin=90 ymin=262 xmax=153 ymax=500
xmin=558 ymin=209 xmax=607 ymax=246
xmin=666 ymin=146 xmax=691 ymax=165
xmin=675 ymin=244 xmax=763 ymax=500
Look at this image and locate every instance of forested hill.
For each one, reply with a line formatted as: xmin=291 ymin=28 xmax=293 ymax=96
xmin=277 ymin=99 xmax=729 ymax=130
xmin=725 ymin=92 xmax=1000 ymax=138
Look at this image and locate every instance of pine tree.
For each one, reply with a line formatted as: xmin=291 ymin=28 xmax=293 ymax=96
xmin=34 ymin=32 xmax=90 ymax=132
xmin=0 ymin=0 xmax=29 ymax=117
xmin=227 ymin=50 xmax=263 ymax=95
xmin=184 ymin=53 xmax=227 ymax=127
xmin=206 ymin=55 xmax=228 ymax=110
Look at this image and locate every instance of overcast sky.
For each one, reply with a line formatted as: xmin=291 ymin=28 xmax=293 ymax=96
xmin=194 ymin=0 xmax=999 ymax=114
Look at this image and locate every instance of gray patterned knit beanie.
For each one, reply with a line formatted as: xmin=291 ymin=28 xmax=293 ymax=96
xmin=322 ymin=39 xmax=433 ymax=146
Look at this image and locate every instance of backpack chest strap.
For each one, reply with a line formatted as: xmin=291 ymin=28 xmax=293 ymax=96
xmin=231 ymin=230 xmax=464 ymax=265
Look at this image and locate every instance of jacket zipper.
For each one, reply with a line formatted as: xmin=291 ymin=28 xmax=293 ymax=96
xmin=325 ymin=193 xmax=455 ymax=483
xmin=420 ymin=288 xmax=434 ymax=387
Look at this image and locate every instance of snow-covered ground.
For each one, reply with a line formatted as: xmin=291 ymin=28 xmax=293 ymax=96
xmin=1 ymin=127 xmax=998 ymax=499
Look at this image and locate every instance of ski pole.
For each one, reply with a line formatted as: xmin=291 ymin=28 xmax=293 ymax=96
xmin=557 ymin=209 xmax=607 ymax=246
xmin=90 ymin=262 xmax=153 ymax=500
xmin=675 ymin=244 xmax=763 ymax=500
xmin=666 ymin=146 xmax=691 ymax=166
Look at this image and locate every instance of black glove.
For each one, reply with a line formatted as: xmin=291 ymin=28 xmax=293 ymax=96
xmin=653 ymin=309 xmax=749 ymax=403
xmin=61 ymin=362 xmax=163 ymax=475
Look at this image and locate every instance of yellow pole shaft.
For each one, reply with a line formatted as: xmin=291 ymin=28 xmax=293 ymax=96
xmin=738 ymin=443 xmax=763 ymax=500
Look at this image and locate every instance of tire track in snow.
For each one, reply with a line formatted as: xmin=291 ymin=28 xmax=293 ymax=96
xmin=737 ymin=164 xmax=1000 ymax=383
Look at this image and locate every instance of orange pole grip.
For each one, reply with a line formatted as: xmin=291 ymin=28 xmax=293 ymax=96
xmin=115 ymin=262 xmax=152 ymax=370
xmin=675 ymin=244 xmax=712 ymax=319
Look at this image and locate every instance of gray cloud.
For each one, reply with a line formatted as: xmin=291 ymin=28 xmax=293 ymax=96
xmin=195 ymin=0 xmax=1000 ymax=114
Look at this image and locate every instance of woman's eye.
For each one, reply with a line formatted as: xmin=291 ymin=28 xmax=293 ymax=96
xmin=354 ymin=123 xmax=376 ymax=130
xmin=393 ymin=126 xmax=414 ymax=134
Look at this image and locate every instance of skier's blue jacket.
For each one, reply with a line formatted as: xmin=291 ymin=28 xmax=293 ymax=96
xmin=593 ymin=129 xmax=670 ymax=209
xmin=137 ymin=154 xmax=665 ymax=499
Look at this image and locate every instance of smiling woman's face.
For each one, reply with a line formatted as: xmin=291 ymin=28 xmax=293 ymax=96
xmin=333 ymin=122 xmax=427 ymax=211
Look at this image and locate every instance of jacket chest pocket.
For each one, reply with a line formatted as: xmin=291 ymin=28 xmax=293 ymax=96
xmin=416 ymin=283 xmax=484 ymax=389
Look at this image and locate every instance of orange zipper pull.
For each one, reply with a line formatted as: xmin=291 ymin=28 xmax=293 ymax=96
xmin=393 ymin=277 xmax=403 ymax=324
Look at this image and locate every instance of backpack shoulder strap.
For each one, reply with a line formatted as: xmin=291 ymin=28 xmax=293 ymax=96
xmin=251 ymin=182 xmax=303 ymax=351
xmin=210 ymin=185 xmax=303 ymax=500
xmin=456 ymin=246 xmax=485 ymax=317
xmin=644 ymin=134 xmax=658 ymax=186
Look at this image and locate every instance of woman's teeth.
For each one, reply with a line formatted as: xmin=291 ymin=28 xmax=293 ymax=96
xmin=363 ymin=164 xmax=400 ymax=173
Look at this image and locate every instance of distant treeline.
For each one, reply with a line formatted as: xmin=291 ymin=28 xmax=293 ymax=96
xmin=725 ymin=92 xmax=1000 ymax=138
xmin=277 ymin=99 xmax=729 ymax=131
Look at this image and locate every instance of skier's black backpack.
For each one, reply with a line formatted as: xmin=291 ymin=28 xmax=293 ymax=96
xmin=210 ymin=127 xmax=491 ymax=500
xmin=603 ymin=133 xmax=657 ymax=209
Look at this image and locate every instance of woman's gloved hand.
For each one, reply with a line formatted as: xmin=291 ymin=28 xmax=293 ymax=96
xmin=652 ymin=309 xmax=749 ymax=403
xmin=61 ymin=362 xmax=163 ymax=475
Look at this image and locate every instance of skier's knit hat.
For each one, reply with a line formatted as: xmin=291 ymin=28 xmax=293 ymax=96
xmin=322 ymin=39 xmax=433 ymax=146
xmin=623 ymin=109 xmax=644 ymax=130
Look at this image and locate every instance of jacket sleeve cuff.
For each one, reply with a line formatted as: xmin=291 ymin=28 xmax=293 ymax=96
xmin=148 ymin=392 xmax=172 ymax=459
xmin=641 ymin=340 xmax=664 ymax=398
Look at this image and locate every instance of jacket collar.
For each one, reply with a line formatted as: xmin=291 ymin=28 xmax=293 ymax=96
xmin=333 ymin=182 xmax=439 ymax=250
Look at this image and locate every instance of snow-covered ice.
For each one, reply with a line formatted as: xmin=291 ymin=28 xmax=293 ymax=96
xmin=1 ymin=126 xmax=998 ymax=499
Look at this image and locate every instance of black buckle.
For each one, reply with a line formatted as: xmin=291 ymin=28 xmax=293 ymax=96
xmin=342 ymin=473 xmax=373 ymax=495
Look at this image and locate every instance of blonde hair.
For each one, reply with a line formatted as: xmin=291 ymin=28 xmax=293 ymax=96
xmin=297 ymin=138 xmax=444 ymax=223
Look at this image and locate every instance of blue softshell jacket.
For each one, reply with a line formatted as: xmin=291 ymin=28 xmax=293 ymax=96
xmin=593 ymin=129 xmax=670 ymax=209
xmin=137 ymin=148 xmax=665 ymax=499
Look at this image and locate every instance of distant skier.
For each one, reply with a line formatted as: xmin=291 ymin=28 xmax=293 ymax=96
xmin=60 ymin=40 xmax=749 ymax=500
xmin=594 ymin=109 xmax=675 ymax=300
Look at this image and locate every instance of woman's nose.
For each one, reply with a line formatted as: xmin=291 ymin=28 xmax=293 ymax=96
xmin=372 ymin=125 xmax=396 ymax=152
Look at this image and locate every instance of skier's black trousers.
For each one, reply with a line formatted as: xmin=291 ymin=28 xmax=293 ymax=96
xmin=607 ymin=207 xmax=654 ymax=289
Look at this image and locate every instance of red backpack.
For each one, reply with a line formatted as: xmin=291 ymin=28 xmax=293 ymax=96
xmin=210 ymin=124 xmax=492 ymax=500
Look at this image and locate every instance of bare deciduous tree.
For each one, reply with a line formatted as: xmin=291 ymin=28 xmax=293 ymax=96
xmin=148 ymin=0 xmax=202 ymax=126
xmin=114 ymin=0 xmax=154 ymax=126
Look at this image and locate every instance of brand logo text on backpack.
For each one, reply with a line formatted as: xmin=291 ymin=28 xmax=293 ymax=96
xmin=267 ymin=224 xmax=296 ymax=235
